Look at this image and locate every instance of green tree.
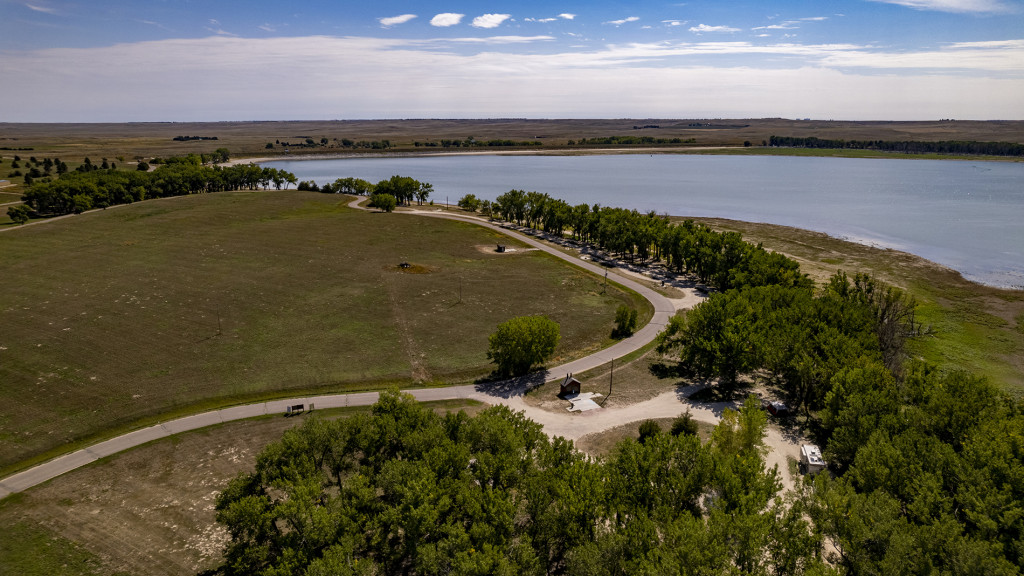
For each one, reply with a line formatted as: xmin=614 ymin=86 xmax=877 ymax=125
xmin=487 ymin=315 xmax=560 ymax=376
xmin=369 ymin=192 xmax=396 ymax=212
xmin=457 ymin=193 xmax=481 ymax=212
xmin=6 ymin=204 xmax=31 ymax=225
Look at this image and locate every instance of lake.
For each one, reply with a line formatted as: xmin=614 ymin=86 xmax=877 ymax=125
xmin=265 ymin=154 xmax=1024 ymax=289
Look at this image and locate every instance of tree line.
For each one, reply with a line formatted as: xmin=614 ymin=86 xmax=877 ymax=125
xmin=489 ymin=189 xmax=809 ymax=293
xmin=414 ymin=138 xmax=543 ymax=148
xmin=300 ymin=175 xmax=432 ymax=209
xmin=769 ymin=135 xmax=1024 ymax=156
xmin=18 ymin=153 xmax=296 ymax=218
xmin=568 ymin=136 xmax=696 ymax=146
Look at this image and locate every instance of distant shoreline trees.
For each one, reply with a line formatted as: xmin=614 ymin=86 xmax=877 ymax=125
xmin=769 ymin=135 xmax=1024 ymax=156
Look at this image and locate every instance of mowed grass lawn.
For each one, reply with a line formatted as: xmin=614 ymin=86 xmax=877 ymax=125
xmin=0 ymin=191 xmax=648 ymax=472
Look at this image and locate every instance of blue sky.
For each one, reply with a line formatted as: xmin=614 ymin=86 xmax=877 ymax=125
xmin=1 ymin=0 xmax=1022 ymax=121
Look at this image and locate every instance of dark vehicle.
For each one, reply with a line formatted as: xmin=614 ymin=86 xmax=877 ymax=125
xmin=766 ymin=401 xmax=790 ymax=417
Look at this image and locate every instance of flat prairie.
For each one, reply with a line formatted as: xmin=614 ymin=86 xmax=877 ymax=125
xmin=0 ymin=191 xmax=648 ymax=474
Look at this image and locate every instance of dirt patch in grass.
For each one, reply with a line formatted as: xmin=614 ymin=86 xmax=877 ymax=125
xmin=574 ymin=417 xmax=716 ymax=458
xmin=0 ymin=191 xmax=642 ymax=473
xmin=393 ymin=262 xmax=435 ymax=274
xmin=0 ymin=400 xmax=486 ymax=576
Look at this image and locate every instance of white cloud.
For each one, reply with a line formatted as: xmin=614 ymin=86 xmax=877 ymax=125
xmin=526 ymin=17 xmax=558 ymax=23
xmin=379 ymin=14 xmax=417 ymax=27
xmin=606 ymin=16 xmax=640 ymax=26
xmin=663 ymin=20 xmax=685 ymax=26
xmin=801 ymin=16 xmax=829 ymax=21
xmin=431 ymin=13 xmax=464 ymax=27
xmin=258 ymin=24 xmax=276 ymax=32
xmin=689 ymin=24 xmax=741 ymax=33
xmin=559 ymin=13 xmax=576 ymax=20
xmin=2 ymin=36 xmax=1022 ymax=122
xmin=472 ymin=14 xmax=511 ymax=28
xmin=866 ymin=0 xmax=1012 ymax=12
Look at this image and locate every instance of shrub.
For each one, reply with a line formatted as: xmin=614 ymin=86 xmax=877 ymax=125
xmin=612 ymin=305 xmax=639 ymax=338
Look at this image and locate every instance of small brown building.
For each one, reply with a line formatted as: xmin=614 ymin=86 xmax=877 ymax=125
xmin=560 ymin=373 xmax=582 ymax=397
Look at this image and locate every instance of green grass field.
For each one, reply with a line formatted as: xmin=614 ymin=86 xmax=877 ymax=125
xmin=0 ymin=191 xmax=648 ymax=474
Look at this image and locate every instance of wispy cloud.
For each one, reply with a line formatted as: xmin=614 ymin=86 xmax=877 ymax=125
xmin=206 ymin=20 xmax=237 ymax=37
xmin=689 ymin=24 xmax=741 ymax=33
xmin=379 ymin=14 xmax=417 ymax=28
xmin=472 ymin=14 xmax=511 ymax=28
xmin=606 ymin=16 xmax=640 ymax=26
xmin=25 ymin=3 xmax=59 ymax=15
xmin=558 ymin=14 xmax=576 ymax=20
xmin=753 ymin=22 xmax=798 ymax=30
xmin=431 ymin=13 xmax=464 ymax=27
xmin=445 ymin=36 xmax=555 ymax=44
xmin=663 ymin=20 xmax=685 ymax=27
xmin=866 ymin=0 xmax=1013 ymax=13
xmin=258 ymin=23 xmax=276 ymax=32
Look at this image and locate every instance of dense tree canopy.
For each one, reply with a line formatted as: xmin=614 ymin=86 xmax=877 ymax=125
xmin=215 ymin=391 xmax=832 ymax=576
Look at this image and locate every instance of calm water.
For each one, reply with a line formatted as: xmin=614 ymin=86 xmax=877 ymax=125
xmin=265 ymin=154 xmax=1024 ymax=288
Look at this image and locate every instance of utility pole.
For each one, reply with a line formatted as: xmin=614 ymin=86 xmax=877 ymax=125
xmin=602 ymin=358 xmax=614 ymax=406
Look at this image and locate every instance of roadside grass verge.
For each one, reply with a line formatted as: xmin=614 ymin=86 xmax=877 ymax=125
xmin=0 ymin=190 xmax=640 ymax=473
xmin=0 ymin=399 xmax=484 ymax=576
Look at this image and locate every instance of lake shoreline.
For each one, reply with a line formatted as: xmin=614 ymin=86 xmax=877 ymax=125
xmin=228 ymin=145 xmax=1022 ymax=167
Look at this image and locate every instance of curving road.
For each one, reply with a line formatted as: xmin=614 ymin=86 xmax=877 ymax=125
xmin=0 ymin=201 xmax=688 ymax=499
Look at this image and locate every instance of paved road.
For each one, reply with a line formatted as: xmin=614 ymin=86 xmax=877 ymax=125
xmin=0 ymin=203 xmax=680 ymax=499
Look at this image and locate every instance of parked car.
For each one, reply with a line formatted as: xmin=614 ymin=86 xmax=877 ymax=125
xmin=766 ymin=401 xmax=790 ymax=417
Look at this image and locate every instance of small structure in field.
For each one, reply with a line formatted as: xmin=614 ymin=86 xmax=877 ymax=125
xmin=560 ymin=373 xmax=582 ymax=397
xmin=496 ymin=244 xmax=506 ymax=253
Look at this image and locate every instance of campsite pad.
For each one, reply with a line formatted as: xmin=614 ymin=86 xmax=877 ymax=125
xmin=566 ymin=392 xmax=603 ymax=412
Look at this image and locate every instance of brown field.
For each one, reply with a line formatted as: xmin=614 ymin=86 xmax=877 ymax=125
xmin=3 ymin=118 xmax=1023 ymax=161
